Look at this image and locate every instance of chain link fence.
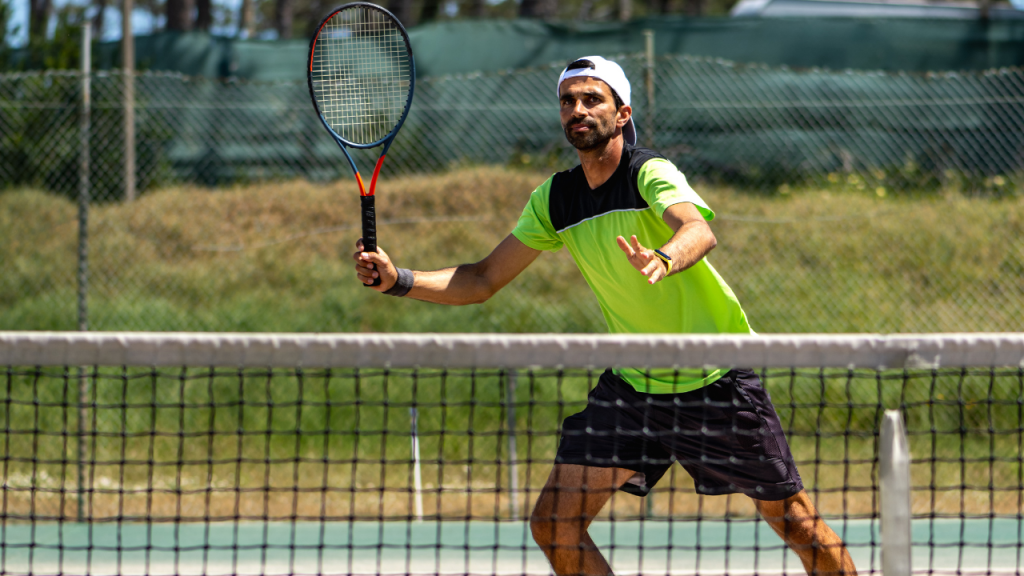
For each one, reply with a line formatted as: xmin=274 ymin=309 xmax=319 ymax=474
xmin=1 ymin=54 xmax=1023 ymax=332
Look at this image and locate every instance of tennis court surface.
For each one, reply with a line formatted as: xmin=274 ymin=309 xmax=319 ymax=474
xmin=2 ymin=332 xmax=1022 ymax=576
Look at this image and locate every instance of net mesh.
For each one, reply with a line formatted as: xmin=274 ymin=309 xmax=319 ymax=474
xmin=309 ymin=5 xmax=412 ymax=146
xmin=1 ymin=333 xmax=1023 ymax=576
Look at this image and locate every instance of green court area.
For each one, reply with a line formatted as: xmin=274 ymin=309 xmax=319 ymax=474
xmin=1 ymin=167 xmax=1022 ymax=333
xmin=1 ymin=519 xmax=1018 ymax=575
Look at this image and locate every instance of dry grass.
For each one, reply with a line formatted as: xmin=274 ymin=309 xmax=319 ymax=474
xmin=3 ymin=169 xmax=1024 ymax=523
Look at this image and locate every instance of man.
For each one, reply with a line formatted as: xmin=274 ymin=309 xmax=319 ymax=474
xmin=353 ymin=56 xmax=856 ymax=576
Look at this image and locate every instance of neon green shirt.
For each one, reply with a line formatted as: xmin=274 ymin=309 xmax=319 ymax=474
xmin=511 ymin=146 xmax=753 ymax=393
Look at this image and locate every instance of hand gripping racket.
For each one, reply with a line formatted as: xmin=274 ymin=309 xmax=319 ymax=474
xmin=308 ymin=2 xmax=415 ymax=286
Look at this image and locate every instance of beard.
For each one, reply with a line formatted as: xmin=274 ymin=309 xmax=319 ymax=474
xmin=563 ymin=115 xmax=616 ymax=151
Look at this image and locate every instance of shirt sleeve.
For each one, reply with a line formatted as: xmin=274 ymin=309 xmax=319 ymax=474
xmin=637 ymin=158 xmax=715 ymax=221
xmin=511 ymin=177 xmax=564 ymax=252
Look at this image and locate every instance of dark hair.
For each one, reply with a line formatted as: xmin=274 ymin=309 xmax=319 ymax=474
xmin=564 ymin=58 xmax=625 ymax=110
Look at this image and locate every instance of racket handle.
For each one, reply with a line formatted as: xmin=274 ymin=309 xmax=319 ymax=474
xmin=360 ymin=195 xmax=381 ymax=287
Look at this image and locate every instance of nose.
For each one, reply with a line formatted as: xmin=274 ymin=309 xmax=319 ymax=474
xmin=571 ymin=99 xmax=587 ymax=117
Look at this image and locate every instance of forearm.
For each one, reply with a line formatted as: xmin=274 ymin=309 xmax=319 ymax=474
xmin=405 ymin=263 xmax=497 ymax=305
xmin=658 ymin=220 xmax=717 ymax=275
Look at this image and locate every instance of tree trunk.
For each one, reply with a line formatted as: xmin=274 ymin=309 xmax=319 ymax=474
xmin=387 ymin=0 xmax=414 ymax=26
xmin=467 ymin=0 xmax=487 ymax=18
xmin=237 ymin=0 xmax=256 ymax=38
xmin=93 ymin=0 xmax=107 ymax=38
xmin=29 ymin=0 xmax=52 ymax=40
xmin=617 ymin=0 xmax=631 ymax=20
xmin=519 ymin=0 xmax=556 ymax=18
xmin=275 ymin=0 xmax=294 ymax=39
xmin=420 ymin=0 xmax=441 ymax=22
xmin=165 ymin=0 xmax=194 ymax=31
xmin=655 ymin=0 xmax=673 ymax=13
xmin=195 ymin=0 xmax=211 ymax=30
xmin=683 ymin=0 xmax=703 ymax=16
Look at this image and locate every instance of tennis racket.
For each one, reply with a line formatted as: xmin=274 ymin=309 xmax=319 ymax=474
xmin=308 ymin=2 xmax=415 ymax=286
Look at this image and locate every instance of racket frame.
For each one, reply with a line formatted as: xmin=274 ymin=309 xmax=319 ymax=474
xmin=307 ymin=2 xmax=416 ymax=284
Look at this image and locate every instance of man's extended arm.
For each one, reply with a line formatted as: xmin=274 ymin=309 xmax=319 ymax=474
xmin=352 ymin=233 xmax=542 ymax=305
xmin=616 ymin=201 xmax=717 ymax=284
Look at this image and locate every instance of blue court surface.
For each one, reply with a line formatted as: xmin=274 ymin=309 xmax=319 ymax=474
xmin=1 ymin=518 xmax=1018 ymax=575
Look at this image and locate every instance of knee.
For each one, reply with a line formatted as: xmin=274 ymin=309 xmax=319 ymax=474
xmin=758 ymin=494 xmax=827 ymax=544
xmin=530 ymin=511 xmax=556 ymax=548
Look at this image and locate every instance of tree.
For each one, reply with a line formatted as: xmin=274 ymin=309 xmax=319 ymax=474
xmin=617 ymin=0 xmax=631 ymax=20
xmin=275 ymin=0 xmax=294 ymax=39
xmin=387 ymin=0 xmax=414 ymax=26
xmin=29 ymin=0 xmax=52 ymax=40
xmin=420 ymin=0 xmax=442 ymax=22
xmin=92 ymin=0 xmax=108 ymax=39
xmin=237 ymin=0 xmax=256 ymax=38
xmin=166 ymin=0 xmax=194 ymax=30
xmin=0 ymin=0 xmax=12 ymax=68
xmin=519 ymin=0 xmax=557 ymax=17
xmin=466 ymin=0 xmax=487 ymax=18
xmin=195 ymin=0 xmax=212 ymax=30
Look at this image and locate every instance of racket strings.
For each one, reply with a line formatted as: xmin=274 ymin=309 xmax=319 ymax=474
xmin=312 ymin=5 xmax=412 ymax=146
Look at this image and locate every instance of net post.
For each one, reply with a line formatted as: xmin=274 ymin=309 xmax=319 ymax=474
xmin=410 ymin=407 xmax=424 ymax=521
xmin=880 ymin=409 xmax=912 ymax=576
xmin=507 ymin=369 xmax=520 ymax=519
xmin=77 ymin=20 xmax=91 ymax=524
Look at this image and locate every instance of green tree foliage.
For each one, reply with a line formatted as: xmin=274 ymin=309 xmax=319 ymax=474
xmin=0 ymin=0 xmax=12 ymax=68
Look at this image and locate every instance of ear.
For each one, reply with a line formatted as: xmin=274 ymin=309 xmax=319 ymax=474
xmin=616 ymin=104 xmax=632 ymax=129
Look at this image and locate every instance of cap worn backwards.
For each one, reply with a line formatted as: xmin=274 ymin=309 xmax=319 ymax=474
xmin=556 ymin=56 xmax=637 ymax=146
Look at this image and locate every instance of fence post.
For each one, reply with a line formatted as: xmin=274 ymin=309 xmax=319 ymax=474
xmin=880 ymin=409 xmax=912 ymax=576
xmin=77 ymin=20 xmax=91 ymax=523
xmin=507 ymin=370 xmax=520 ymax=519
xmin=123 ymin=0 xmax=136 ymax=202
xmin=643 ymin=29 xmax=655 ymax=150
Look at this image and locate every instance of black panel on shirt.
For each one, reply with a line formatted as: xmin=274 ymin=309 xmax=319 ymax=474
xmin=548 ymin=145 xmax=666 ymax=233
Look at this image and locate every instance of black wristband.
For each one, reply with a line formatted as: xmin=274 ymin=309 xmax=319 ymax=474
xmin=383 ymin=268 xmax=414 ymax=297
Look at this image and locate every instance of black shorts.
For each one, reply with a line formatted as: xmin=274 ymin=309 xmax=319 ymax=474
xmin=555 ymin=369 xmax=803 ymax=501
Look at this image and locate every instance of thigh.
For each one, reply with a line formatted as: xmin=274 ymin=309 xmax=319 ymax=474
xmin=556 ymin=371 xmax=674 ymax=495
xmin=531 ymin=464 xmax=635 ymax=528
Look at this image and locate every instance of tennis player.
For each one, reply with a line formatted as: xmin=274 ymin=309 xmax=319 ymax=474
xmin=353 ymin=56 xmax=856 ymax=576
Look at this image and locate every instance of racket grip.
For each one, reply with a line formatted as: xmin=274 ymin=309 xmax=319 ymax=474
xmin=360 ymin=195 xmax=381 ymax=287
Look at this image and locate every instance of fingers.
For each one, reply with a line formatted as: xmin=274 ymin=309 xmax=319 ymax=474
xmin=617 ymin=234 xmax=666 ymax=284
xmin=616 ymin=235 xmax=635 ymax=258
xmin=641 ymin=259 xmax=666 ymax=285
xmin=630 ymin=235 xmax=644 ymax=253
xmin=353 ymin=238 xmax=397 ymax=289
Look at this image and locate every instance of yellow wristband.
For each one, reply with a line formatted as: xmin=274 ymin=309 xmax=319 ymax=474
xmin=653 ymin=249 xmax=673 ymax=275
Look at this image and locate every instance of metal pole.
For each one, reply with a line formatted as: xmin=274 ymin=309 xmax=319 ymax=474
xmin=643 ymin=29 xmax=655 ymax=150
xmin=123 ymin=0 xmax=136 ymax=202
xmin=77 ymin=20 xmax=91 ymax=523
xmin=410 ymin=407 xmax=424 ymax=521
xmin=880 ymin=410 xmax=912 ymax=576
xmin=507 ymin=370 xmax=520 ymax=519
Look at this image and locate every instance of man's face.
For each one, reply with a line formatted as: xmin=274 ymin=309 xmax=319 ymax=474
xmin=558 ymin=76 xmax=623 ymax=151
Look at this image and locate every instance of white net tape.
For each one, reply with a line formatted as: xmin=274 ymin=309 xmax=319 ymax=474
xmin=1 ymin=332 xmax=1023 ymax=369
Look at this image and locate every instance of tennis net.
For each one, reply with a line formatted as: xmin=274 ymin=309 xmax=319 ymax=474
xmin=1 ymin=332 xmax=1022 ymax=576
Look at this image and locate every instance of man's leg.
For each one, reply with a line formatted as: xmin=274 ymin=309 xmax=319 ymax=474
xmin=529 ymin=464 xmax=636 ymax=576
xmin=753 ymin=489 xmax=857 ymax=576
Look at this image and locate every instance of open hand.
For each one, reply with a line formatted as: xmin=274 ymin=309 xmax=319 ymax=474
xmin=616 ymin=235 xmax=668 ymax=285
xmin=352 ymin=239 xmax=398 ymax=291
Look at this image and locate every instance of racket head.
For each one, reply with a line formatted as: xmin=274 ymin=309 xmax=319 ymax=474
xmin=308 ymin=2 xmax=415 ymax=149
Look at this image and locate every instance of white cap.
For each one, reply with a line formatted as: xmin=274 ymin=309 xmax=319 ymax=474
xmin=556 ymin=56 xmax=637 ymax=146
